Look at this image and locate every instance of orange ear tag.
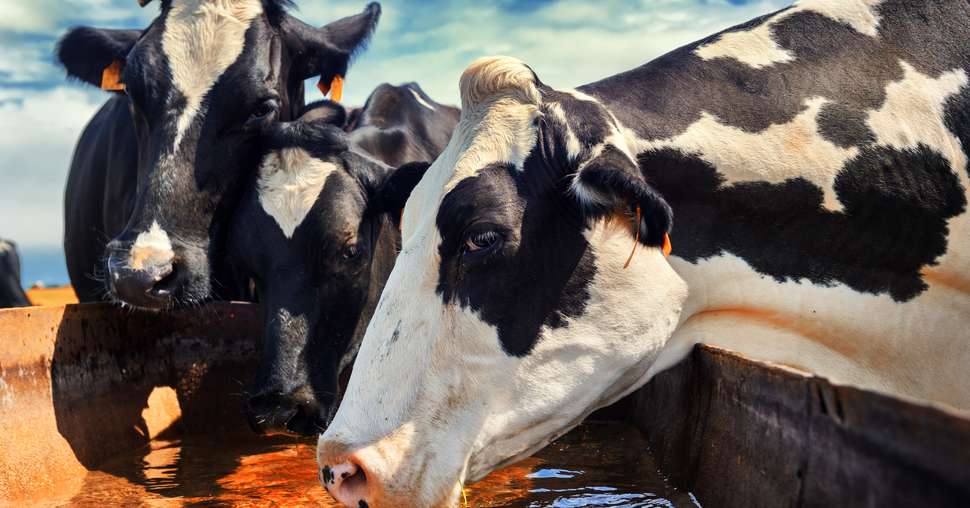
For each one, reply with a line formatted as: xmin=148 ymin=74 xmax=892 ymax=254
xmin=662 ymin=233 xmax=673 ymax=258
xmin=317 ymin=75 xmax=344 ymax=102
xmin=101 ymin=60 xmax=125 ymax=92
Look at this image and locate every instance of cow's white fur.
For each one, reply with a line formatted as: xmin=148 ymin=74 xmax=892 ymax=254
xmin=632 ymin=96 xmax=857 ymax=210
xmin=129 ymin=221 xmax=175 ymax=272
xmin=696 ymin=0 xmax=884 ymax=68
xmin=163 ymin=0 xmax=263 ymax=151
xmin=0 ymin=241 xmax=11 ymax=255
xmin=408 ymin=88 xmax=436 ymax=111
xmin=257 ymin=148 xmax=338 ymax=238
xmin=867 ymin=62 xmax=970 ymax=192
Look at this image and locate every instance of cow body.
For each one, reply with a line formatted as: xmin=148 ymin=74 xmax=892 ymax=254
xmin=579 ymin=0 xmax=970 ymax=405
xmin=232 ymin=83 xmax=458 ymax=435
xmin=59 ymin=0 xmax=381 ymax=309
xmin=318 ymin=1 xmax=970 ymax=507
xmin=0 ymin=240 xmax=30 ymax=308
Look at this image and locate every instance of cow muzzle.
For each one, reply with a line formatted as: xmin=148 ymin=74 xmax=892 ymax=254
xmin=245 ymin=385 xmax=327 ymax=437
xmin=105 ymin=226 xmax=181 ymax=308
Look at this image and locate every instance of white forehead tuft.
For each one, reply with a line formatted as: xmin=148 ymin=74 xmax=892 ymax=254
xmin=409 ymin=88 xmax=436 ymax=111
xmin=163 ymin=0 xmax=264 ymax=151
xmin=257 ymin=148 xmax=339 ymax=238
xmin=459 ymin=56 xmax=540 ymax=112
xmin=0 ymin=240 xmax=11 ymax=255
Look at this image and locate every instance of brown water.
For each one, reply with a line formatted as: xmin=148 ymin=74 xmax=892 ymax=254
xmin=59 ymin=422 xmax=697 ymax=507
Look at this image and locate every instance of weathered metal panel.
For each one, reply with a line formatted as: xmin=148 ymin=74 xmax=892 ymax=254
xmin=632 ymin=345 xmax=970 ymax=507
xmin=0 ymin=303 xmax=260 ymax=503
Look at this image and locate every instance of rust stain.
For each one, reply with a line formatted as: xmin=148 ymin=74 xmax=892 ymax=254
xmin=921 ymin=268 xmax=970 ymax=295
xmin=685 ymin=306 xmax=861 ymax=359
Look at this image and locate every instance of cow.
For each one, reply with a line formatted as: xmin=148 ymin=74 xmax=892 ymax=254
xmin=0 ymin=239 xmax=31 ymax=308
xmin=231 ymin=83 xmax=459 ymax=436
xmin=59 ymin=0 xmax=380 ymax=309
xmin=316 ymin=1 xmax=970 ymax=506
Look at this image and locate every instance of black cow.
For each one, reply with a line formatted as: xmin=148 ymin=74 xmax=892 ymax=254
xmin=59 ymin=0 xmax=380 ymax=309
xmin=0 ymin=239 xmax=30 ymax=308
xmin=231 ymin=83 xmax=459 ymax=435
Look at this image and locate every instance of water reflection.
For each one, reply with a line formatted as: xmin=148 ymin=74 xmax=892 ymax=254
xmin=66 ymin=422 xmax=698 ymax=507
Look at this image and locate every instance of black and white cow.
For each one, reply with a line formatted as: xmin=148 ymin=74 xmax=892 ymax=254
xmin=0 ymin=239 xmax=30 ymax=308
xmin=231 ymin=83 xmax=458 ymax=436
xmin=59 ymin=0 xmax=380 ymax=309
xmin=317 ymin=1 xmax=970 ymax=506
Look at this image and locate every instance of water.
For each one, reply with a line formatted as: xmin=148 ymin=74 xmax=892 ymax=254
xmin=61 ymin=422 xmax=697 ymax=507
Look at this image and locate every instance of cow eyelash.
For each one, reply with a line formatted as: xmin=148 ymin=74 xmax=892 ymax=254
xmin=462 ymin=230 xmax=503 ymax=256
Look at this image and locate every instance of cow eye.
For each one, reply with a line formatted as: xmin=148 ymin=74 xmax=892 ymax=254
xmin=341 ymin=244 xmax=362 ymax=261
xmin=247 ymin=98 xmax=279 ymax=125
xmin=463 ymin=230 xmax=502 ymax=255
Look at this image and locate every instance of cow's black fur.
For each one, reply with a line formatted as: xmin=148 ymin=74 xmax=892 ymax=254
xmin=231 ymin=83 xmax=458 ymax=435
xmin=0 ymin=240 xmax=30 ymax=308
xmin=59 ymin=2 xmax=380 ymax=308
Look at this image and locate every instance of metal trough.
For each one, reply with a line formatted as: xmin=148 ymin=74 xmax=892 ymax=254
xmin=0 ymin=303 xmax=968 ymax=506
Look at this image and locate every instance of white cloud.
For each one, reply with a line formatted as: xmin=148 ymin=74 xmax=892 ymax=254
xmin=0 ymin=85 xmax=106 ymax=247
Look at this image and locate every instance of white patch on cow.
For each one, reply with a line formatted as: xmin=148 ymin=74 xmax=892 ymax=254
xmin=544 ymin=101 xmax=582 ymax=161
xmin=408 ymin=88 xmax=436 ymax=111
xmin=696 ymin=0 xmax=884 ymax=69
xmin=162 ymin=0 xmax=263 ymax=151
xmin=668 ymin=252 xmax=970 ymax=409
xmin=129 ymin=221 xmax=175 ymax=272
xmin=632 ymin=96 xmax=857 ymax=210
xmin=867 ymin=62 xmax=970 ymax=191
xmin=0 ymin=241 xmax=11 ymax=255
xmin=257 ymin=148 xmax=338 ymax=238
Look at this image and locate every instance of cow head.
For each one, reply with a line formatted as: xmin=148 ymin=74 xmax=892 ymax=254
xmin=316 ymin=57 xmax=688 ymax=508
xmin=56 ymin=0 xmax=380 ymax=309
xmin=231 ymin=100 xmax=429 ymax=436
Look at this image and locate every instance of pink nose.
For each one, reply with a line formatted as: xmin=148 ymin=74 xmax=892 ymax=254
xmin=320 ymin=456 xmax=372 ymax=507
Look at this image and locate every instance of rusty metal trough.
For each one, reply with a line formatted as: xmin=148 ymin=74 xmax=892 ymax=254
xmin=0 ymin=303 xmax=968 ymax=506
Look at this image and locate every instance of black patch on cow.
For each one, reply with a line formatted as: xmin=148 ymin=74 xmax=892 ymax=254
xmin=817 ymin=102 xmax=875 ymax=148
xmin=642 ymin=144 xmax=966 ymax=301
xmin=435 ymin=164 xmax=595 ymax=357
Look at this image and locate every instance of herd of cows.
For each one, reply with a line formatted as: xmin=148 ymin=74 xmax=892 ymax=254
xmin=0 ymin=0 xmax=962 ymax=506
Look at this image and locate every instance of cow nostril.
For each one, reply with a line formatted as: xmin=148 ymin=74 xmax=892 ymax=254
xmin=322 ymin=459 xmax=370 ymax=507
xmin=149 ymin=261 xmax=181 ymax=297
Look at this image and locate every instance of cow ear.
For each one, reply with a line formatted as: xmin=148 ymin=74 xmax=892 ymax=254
xmin=283 ymin=3 xmax=381 ymax=96
xmin=300 ymin=100 xmax=348 ymax=128
xmin=56 ymin=27 xmax=141 ymax=90
xmin=572 ymin=145 xmax=672 ymax=248
xmin=375 ymin=161 xmax=431 ymax=227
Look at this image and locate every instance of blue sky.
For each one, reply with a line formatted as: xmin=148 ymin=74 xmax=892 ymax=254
xmin=0 ymin=0 xmax=788 ymax=257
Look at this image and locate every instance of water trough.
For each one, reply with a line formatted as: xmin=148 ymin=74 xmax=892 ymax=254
xmin=0 ymin=303 xmax=967 ymax=506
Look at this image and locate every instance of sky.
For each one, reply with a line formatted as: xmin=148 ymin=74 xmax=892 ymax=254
xmin=0 ymin=0 xmax=789 ymax=282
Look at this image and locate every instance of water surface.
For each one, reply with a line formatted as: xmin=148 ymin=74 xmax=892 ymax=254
xmin=64 ymin=422 xmax=698 ymax=507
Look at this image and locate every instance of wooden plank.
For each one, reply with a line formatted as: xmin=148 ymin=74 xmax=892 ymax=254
xmin=632 ymin=345 xmax=970 ymax=507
